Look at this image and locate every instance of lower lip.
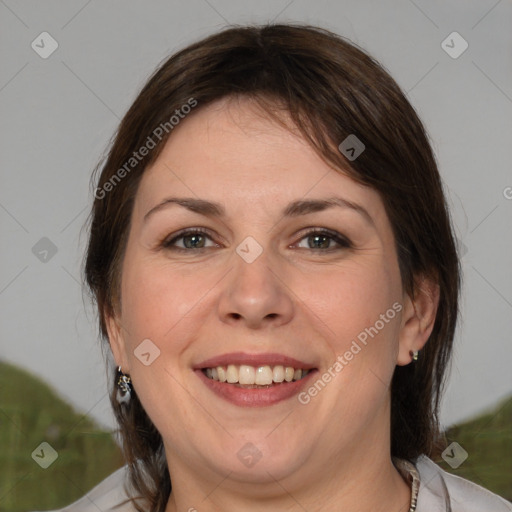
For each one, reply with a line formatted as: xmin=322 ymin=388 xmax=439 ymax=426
xmin=195 ymin=369 xmax=317 ymax=407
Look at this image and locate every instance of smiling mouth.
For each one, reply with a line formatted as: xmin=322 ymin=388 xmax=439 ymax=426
xmin=202 ymin=364 xmax=312 ymax=388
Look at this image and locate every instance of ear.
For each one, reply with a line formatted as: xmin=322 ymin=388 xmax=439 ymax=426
xmin=397 ymin=274 xmax=440 ymax=366
xmin=105 ymin=305 xmax=131 ymax=373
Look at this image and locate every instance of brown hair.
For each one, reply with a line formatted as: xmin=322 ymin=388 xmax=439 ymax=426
xmin=83 ymin=23 xmax=461 ymax=511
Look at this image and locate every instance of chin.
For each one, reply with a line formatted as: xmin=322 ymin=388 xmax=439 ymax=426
xmin=202 ymin=435 xmax=311 ymax=484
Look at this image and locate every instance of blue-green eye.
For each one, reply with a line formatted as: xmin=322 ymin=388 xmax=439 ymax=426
xmin=162 ymin=228 xmax=217 ymax=250
xmin=295 ymin=229 xmax=352 ymax=250
xmin=161 ymin=227 xmax=351 ymax=252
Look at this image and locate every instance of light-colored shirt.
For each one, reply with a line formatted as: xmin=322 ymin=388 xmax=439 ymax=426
xmin=33 ymin=455 xmax=512 ymax=512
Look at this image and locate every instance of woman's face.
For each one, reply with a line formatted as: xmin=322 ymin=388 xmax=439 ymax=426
xmin=107 ymin=98 xmax=419 ymax=489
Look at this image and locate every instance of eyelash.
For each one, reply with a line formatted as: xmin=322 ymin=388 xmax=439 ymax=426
xmin=161 ymin=227 xmax=352 ymax=253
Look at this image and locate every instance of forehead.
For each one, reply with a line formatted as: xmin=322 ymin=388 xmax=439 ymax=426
xmin=133 ymin=97 xmax=385 ymax=223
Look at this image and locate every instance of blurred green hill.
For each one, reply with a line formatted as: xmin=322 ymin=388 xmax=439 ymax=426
xmin=436 ymin=394 xmax=512 ymax=501
xmin=0 ymin=360 xmax=124 ymax=511
xmin=0 ymin=360 xmax=510 ymax=510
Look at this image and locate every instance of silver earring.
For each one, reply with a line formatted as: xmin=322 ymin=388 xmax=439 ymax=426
xmin=116 ymin=366 xmax=132 ymax=404
xmin=411 ymin=350 xmax=419 ymax=362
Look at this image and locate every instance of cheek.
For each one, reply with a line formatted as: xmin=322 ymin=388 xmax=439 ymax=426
xmin=291 ymin=262 xmax=402 ymax=446
xmin=306 ymin=259 xmax=401 ymax=349
xmin=120 ymin=256 xmax=216 ymax=343
xmin=117 ymin=259 xmax=209 ymax=434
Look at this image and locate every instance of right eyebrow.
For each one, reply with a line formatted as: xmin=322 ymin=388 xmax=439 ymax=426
xmin=144 ymin=197 xmax=226 ymax=223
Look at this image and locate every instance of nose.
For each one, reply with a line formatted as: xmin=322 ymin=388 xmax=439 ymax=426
xmin=217 ymin=247 xmax=294 ymax=330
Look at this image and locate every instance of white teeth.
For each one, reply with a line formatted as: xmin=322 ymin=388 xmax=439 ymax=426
xmin=203 ymin=364 xmax=309 ymax=385
xmin=273 ymin=365 xmax=285 ymax=383
xmin=255 ymin=366 xmax=273 ymax=385
xmin=226 ymin=364 xmax=238 ymax=383
xmin=217 ymin=366 xmax=227 ymax=382
xmin=239 ymin=365 xmax=256 ymax=385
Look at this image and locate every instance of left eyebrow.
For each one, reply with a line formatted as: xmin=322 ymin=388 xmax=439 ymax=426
xmin=282 ymin=197 xmax=374 ymax=226
xmin=143 ymin=196 xmax=374 ymax=226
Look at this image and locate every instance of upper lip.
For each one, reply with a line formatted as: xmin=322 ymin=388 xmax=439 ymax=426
xmin=195 ymin=352 xmax=316 ymax=370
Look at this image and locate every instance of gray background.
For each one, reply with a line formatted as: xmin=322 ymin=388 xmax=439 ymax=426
xmin=1 ymin=0 xmax=511 ymax=432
